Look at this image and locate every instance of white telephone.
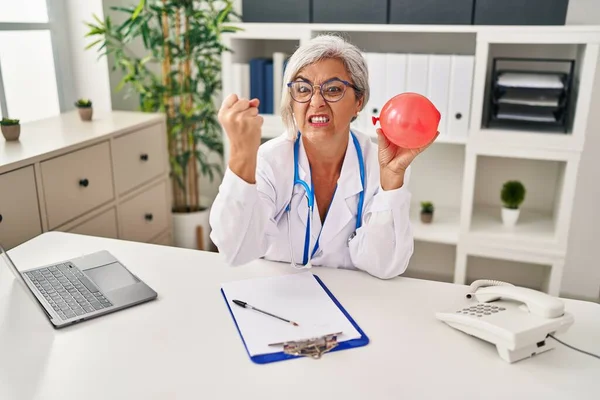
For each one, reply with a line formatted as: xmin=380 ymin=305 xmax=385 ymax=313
xmin=435 ymin=280 xmax=574 ymax=363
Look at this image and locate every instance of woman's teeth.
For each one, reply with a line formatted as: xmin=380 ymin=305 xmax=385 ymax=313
xmin=310 ymin=116 xmax=329 ymax=123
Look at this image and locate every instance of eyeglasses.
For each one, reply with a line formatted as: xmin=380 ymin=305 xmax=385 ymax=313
xmin=287 ymin=78 xmax=360 ymax=103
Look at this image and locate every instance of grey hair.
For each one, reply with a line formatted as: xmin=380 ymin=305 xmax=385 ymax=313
xmin=279 ymin=34 xmax=370 ymax=140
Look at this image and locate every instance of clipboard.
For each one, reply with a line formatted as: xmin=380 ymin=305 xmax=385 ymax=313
xmin=221 ymin=273 xmax=369 ymax=364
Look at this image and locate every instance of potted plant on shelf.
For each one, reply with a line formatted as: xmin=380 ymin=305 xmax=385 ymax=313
xmin=420 ymin=201 xmax=434 ymax=223
xmin=75 ymin=98 xmax=93 ymax=121
xmin=86 ymin=0 xmax=239 ymax=251
xmin=501 ymin=180 xmax=526 ymax=227
xmin=1 ymin=118 xmax=20 ymax=141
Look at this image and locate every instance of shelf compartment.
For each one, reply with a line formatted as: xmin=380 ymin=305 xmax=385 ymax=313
xmin=409 ymin=142 xmax=465 ymax=245
xmin=410 ymin=206 xmax=460 ymax=245
xmin=467 ymin=154 xmax=569 ymax=253
xmin=480 ymin=43 xmax=586 ymax=134
xmin=466 ymin=255 xmax=550 ymax=293
xmin=470 ymin=205 xmax=556 ymax=245
xmin=222 ymin=37 xmax=300 ymax=121
xmin=473 ymin=41 xmax=599 ymax=152
xmin=404 ymin=241 xmax=456 ymax=284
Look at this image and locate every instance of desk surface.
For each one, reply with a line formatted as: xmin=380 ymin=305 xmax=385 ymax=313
xmin=1 ymin=232 xmax=599 ymax=400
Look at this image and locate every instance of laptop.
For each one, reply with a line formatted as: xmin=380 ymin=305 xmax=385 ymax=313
xmin=0 ymin=243 xmax=157 ymax=328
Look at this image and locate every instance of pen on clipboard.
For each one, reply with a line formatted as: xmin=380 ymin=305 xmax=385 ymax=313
xmin=232 ymin=299 xmax=299 ymax=326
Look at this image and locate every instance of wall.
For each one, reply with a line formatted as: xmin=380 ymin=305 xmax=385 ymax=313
xmin=560 ymin=0 xmax=600 ymax=301
xmin=64 ymin=0 xmax=112 ymax=113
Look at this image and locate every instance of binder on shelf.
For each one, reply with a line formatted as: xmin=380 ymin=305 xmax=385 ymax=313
xmin=221 ymin=272 xmax=369 ymax=364
xmin=250 ymin=58 xmax=267 ymax=114
xmin=486 ymin=57 xmax=575 ymax=133
xmin=385 ymin=53 xmax=407 ymax=103
xmin=427 ymin=55 xmax=451 ymax=137
xmin=232 ymin=63 xmax=250 ymax=100
xmin=364 ymin=52 xmax=387 ymax=137
xmin=272 ymin=52 xmax=289 ymax=116
xmin=249 ymin=57 xmax=275 ymax=115
xmin=447 ymin=55 xmax=474 ymax=139
xmin=264 ymin=60 xmax=274 ymax=114
xmin=406 ymin=54 xmax=429 ymax=96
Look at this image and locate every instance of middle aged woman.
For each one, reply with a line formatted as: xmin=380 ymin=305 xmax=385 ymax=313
xmin=209 ymin=34 xmax=438 ymax=279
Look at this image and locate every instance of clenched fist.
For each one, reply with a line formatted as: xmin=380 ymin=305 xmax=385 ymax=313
xmin=218 ymin=94 xmax=264 ymax=184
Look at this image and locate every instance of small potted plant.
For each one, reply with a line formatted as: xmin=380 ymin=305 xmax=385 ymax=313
xmin=501 ymin=180 xmax=526 ymax=227
xmin=1 ymin=118 xmax=20 ymax=141
xmin=420 ymin=201 xmax=434 ymax=223
xmin=75 ymin=98 xmax=93 ymax=121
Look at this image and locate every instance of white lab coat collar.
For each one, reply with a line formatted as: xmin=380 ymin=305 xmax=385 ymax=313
xmin=294 ymin=131 xmax=364 ymax=250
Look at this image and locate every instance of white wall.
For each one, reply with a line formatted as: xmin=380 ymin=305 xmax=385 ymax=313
xmin=64 ymin=0 xmax=112 ymax=113
xmin=562 ymin=5 xmax=600 ymax=299
xmin=566 ymin=0 xmax=600 ymax=24
xmin=561 ymin=0 xmax=600 ymax=301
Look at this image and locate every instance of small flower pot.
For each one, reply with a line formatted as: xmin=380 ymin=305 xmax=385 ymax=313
xmin=501 ymin=207 xmax=520 ymax=227
xmin=1 ymin=125 xmax=20 ymax=141
xmin=78 ymin=107 xmax=93 ymax=121
xmin=420 ymin=211 xmax=433 ymax=224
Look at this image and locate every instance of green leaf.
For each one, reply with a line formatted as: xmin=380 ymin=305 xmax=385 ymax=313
xmin=84 ymin=39 xmax=103 ymax=50
xmin=132 ymin=0 xmax=146 ymax=20
xmin=92 ymin=13 xmax=104 ymax=26
xmin=216 ymin=3 xmax=232 ymax=24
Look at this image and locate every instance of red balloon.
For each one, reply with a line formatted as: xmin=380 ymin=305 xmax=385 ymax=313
xmin=372 ymin=92 xmax=440 ymax=149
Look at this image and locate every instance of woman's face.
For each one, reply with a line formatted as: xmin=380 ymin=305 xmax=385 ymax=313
xmin=290 ymin=58 xmax=363 ymax=142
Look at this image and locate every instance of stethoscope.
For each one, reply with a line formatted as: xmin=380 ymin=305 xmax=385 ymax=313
xmin=286 ymin=131 xmax=366 ymax=269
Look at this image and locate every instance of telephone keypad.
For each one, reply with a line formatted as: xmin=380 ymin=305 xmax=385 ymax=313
xmin=456 ymin=303 xmax=507 ymax=318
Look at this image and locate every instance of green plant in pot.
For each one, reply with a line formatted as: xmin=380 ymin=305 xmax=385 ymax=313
xmin=501 ymin=180 xmax=526 ymax=227
xmin=75 ymin=98 xmax=93 ymax=121
xmin=1 ymin=118 xmax=20 ymax=141
xmin=85 ymin=0 xmax=239 ymax=250
xmin=420 ymin=201 xmax=434 ymax=224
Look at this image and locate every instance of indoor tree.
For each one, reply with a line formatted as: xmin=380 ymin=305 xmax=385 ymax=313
xmin=86 ymin=0 xmax=240 ymax=214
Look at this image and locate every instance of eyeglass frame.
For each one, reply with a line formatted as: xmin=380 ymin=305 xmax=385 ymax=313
xmin=286 ymin=77 xmax=361 ymax=103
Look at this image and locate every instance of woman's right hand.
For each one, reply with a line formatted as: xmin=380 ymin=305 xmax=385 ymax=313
xmin=218 ymin=94 xmax=264 ymax=183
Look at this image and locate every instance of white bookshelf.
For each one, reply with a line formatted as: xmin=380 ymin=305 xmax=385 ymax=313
xmin=221 ymin=23 xmax=600 ymax=295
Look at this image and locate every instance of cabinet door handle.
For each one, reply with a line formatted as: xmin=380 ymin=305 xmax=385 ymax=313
xmin=0 ymin=214 xmax=3 ymax=223
xmin=140 ymin=154 xmax=149 ymax=161
xmin=79 ymin=178 xmax=89 ymax=188
xmin=144 ymin=213 xmax=153 ymax=221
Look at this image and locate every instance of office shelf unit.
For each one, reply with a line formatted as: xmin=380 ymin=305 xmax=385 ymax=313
xmin=221 ymin=23 xmax=600 ymax=295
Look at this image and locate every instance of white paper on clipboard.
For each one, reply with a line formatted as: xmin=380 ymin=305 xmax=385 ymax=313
xmin=221 ymin=272 xmax=361 ymax=357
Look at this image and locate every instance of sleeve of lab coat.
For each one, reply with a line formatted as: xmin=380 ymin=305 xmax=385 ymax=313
xmin=209 ymin=156 xmax=279 ymax=266
xmin=348 ymin=167 xmax=414 ymax=280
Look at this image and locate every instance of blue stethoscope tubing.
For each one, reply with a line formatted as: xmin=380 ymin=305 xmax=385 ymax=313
xmin=287 ymin=131 xmax=366 ymax=266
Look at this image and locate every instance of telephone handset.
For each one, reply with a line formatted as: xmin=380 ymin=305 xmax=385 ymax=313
xmin=436 ymin=279 xmax=574 ymax=363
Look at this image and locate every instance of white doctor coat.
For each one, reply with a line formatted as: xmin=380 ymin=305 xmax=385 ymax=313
xmin=209 ymin=129 xmax=414 ymax=279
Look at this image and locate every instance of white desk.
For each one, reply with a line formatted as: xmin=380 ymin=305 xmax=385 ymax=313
xmin=1 ymin=232 xmax=599 ymax=400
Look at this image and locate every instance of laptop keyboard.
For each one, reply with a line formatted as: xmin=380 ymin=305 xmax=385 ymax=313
xmin=24 ymin=263 xmax=113 ymax=320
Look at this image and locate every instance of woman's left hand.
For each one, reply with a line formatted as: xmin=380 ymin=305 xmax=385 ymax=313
xmin=377 ymin=128 xmax=439 ymax=191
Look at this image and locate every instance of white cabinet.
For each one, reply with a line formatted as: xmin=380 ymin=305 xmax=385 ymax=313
xmin=0 ymin=166 xmax=42 ymax=249
xmin=0 ymin=110 xmax=172 ymax=250
xmin=221 ymin=23 xmax=600 ymax=296
xmin=119 ymin=181 xmax=170 ymax=243
xmin=41 ymin=141 xmax=115 ymax=229
xmin=68 ymin=208 xmax=118 ymax=239
xmin=112 ymin=123 xmax=166 ymax=195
